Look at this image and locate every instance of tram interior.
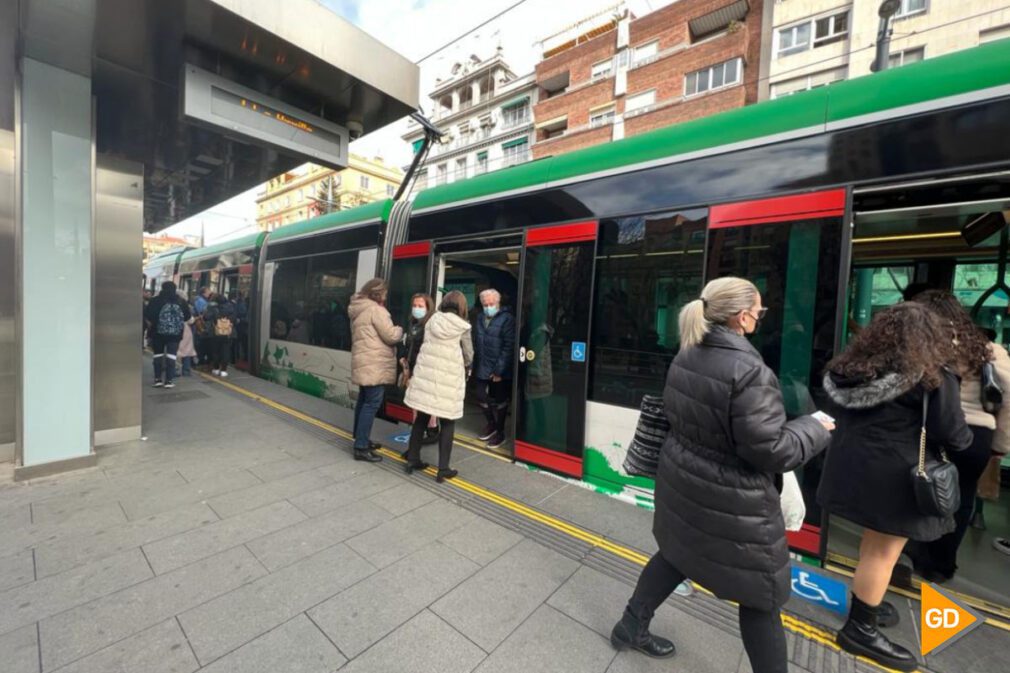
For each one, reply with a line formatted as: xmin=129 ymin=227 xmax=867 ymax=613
xmin=831 ymin=173 xmax=1010 ymax=612
xmin=438 ymin=249 xmax=520 ymax=456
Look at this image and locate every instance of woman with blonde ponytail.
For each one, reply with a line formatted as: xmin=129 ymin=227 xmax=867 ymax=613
xmin=611 ymin=277 xmax=834 ymax=673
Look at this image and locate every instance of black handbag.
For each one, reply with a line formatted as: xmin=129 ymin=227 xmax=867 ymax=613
xmin=623 ymin=395 xmax=669 ymax=478
xmin=981 ymin=360 xmax=1003 ymax=415
xmin=910 ymin=392 xmax=960 ymax=517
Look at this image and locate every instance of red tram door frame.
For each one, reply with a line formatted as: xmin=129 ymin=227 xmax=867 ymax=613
xmin=384 ymin=240 xmax=433 ymax=424
xmin=512 ymin=220 xmax=599 ymax=479
xmin=708 ymin=188 xmax=847 ymax=559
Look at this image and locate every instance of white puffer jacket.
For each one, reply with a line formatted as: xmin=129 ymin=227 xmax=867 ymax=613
xmin=404 ymin=311 xmax=474 ymax=420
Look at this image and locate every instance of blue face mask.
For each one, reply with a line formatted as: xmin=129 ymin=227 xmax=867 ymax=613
xmin=411 ymin=307 xmax=427 ymax=320
xmin=484 ymin=305 xmax=499 ymax=318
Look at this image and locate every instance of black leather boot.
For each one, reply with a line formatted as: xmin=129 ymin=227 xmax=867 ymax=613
xmin=877 ymin=600 xmax=899 ymax=628
xmin=837 ymin=594 xmax=916 ymax=672
xmin=353 ymin=449 xmax=382 ymax=463
xmin=610 ymin=607 xmax=676 ymax=659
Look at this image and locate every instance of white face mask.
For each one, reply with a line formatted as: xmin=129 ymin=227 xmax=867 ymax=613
xmin=411 ymin=306 xmax=427 ymax=320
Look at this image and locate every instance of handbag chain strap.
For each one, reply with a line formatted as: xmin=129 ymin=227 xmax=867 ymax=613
xmin=917 ymin=389 xmax=949 ymax=477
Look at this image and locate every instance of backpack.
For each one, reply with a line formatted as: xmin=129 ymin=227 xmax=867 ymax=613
xmin=156 ymin=302 xmax=185 ymax=336
xmin=214 ymin=316 xmax=234 ymax=337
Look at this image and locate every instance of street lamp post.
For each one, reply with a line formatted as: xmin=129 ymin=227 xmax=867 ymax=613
xmin=871 ymin=0 xmax=903 ymax=72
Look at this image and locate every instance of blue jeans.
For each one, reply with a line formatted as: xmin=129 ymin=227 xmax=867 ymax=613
xmin=151 ymin=336 xmax=179 ymax=382
xmin=181 ymin=356 xmax=193 ymax=376
xmin=353 ymin=385 xmax=385 ymax=450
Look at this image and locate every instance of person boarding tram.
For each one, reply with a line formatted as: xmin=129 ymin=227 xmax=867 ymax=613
xmin=473 ymin=288 xmax=515 ymax=450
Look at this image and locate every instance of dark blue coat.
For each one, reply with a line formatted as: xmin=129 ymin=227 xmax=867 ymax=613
xmin=473 ymin=308 xmax=515 ymax=380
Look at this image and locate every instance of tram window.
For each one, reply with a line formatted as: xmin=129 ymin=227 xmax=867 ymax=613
xmin=707 ymin=216 xmax=843 ymax=418
xmin=954 ymin=262 xmax=1009 ymax=344
xmin=588 ymin=209 xmax=707 ymax=408
xmin=268 ymin=258 xmax=308 ymax=342
xmin=387 ymin=257 xmax=429 ymax=334
xmin=306 ymin=251 xmax=358 ymax=350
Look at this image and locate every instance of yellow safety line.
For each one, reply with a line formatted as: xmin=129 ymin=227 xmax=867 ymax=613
xmin=199 ymin=372 xmax=1003 ymax=671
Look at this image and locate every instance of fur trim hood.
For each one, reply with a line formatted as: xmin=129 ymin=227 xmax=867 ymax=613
xmin=822 ymin=370 xmax=921 ymax=409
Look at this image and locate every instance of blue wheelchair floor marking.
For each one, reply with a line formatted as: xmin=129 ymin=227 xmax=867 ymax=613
xmin=571 ymin=341 xmax=586 ymax=362
xmin=388 ymin=432 xmax=411 ymax=445
xmin=790 ymin=566 xmax=848 ymax=615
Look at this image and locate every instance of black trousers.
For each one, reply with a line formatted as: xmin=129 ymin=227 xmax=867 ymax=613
xmin=913 ymin=425 xmax=994 ymax=576
xmin=406 ymin=412 xmax=455 ymax=470
xmin=210 ymin=336 xmax=231 ymax=371
xmin=628 ymin=553 xmax=788 ymax=673
xmin=476 ymin=379 xmax=511 ymax=434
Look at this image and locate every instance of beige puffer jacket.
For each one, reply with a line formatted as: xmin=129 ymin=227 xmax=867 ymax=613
xmin=961 ymin=342 xmax=1010 ymax=455
xmin=348 ymin=294 xmax=404 ymax=387
xmin=404 ymin=311 xmax=474 ymax=420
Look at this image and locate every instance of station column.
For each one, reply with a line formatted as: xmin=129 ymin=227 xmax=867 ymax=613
xmin=15 ymin=57 xmax=98 ymax=478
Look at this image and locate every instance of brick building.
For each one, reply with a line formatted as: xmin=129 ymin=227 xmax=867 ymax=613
xmin=532 ymin=0 xmax=766 ymax=159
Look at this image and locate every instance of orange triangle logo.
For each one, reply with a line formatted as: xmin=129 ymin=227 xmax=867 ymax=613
xmin=920 ymin=583 xmax=983 ymax=656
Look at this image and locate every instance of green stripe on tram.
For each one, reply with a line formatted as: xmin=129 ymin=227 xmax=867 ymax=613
xmin=413 ymin=38 xmax=1010 ymax=213
xmin=268 ymin=198 xmax=393 ymax=242
xmin=180 ymin=231 xmax=266 ymax=261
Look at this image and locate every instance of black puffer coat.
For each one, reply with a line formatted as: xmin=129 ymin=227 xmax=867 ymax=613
xmin=654 ymin=326 xmax=830 ymax=611
xmin=473 ymin=308 xmax=515 ymax=380
xmin=818 ymin=369 xmax=973 ymax=541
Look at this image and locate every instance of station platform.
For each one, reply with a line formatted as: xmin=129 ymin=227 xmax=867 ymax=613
xmin=0 ymin=364 xmax=1007 ymax=673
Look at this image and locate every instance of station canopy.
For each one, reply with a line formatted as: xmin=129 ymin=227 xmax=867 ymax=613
xmin=19 ymin=0 xmax=419 ymax=230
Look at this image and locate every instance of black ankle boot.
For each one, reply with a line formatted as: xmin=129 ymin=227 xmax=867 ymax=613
xmin=837 ymin=595 xmax=916 ymax=671
xmin=435 ymin=468 xmax=458 ymax=483
xmin=353 ymin=449 xmax=382 ymax=463
xmin=610 ymin=608 xmax=676 ymax=659
xmin=877 ymin=600 xmax=899 ymax=628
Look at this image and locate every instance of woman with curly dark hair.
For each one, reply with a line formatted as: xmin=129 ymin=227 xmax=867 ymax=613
xmin=907 ymin=290 xmax=1010 ymax=581
xmin=819 ymin=302 xmax=972 ymax=671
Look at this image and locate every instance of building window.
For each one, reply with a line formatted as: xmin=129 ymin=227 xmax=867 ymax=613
xmin=476 ymin=151 xmax=488 ymax=174
xmin=386 ymin=184 xmax=396 ymax=197
xmin=770 ymin=67 xmax=847 ymax=99
xmin=501 ymin=102 xmax=530 ymax=128
xmin=436 ymin=164 xmax=447 ymax=185
xmin=502 ymin=138 xmax=529 ymax=167
xmin=455 ymin=157 xmax=467 ymax=179
xmin=416 ymin=169 xmax=428 ymax=190
xmin=777 ymin=22 xmax=811 ymax=57
xmin=589 ymin=105 xmax=616 ymax=128
xmin=360 ymin=175 xmax=370 ymax=190
xmin=625 ymin=90 xmax=656 ymax=114
xmin=542 ymin=71 xmax=570 ymax=99
xmin=685 ymin=58 xmax=741 ymax=97
xmin=632 ymin=40 xmax=659 ymax=66
xmin=591 ymin=59 xmax=613 ymax=81
xmin=888 ymin=46 xmax=925 ymax=68
xmin=980 ymin=24 xmax=1010 ymax=44
xmin=813 ymin=12 xmax=849 ymax=47
xmin=895 ymin=0 xmax=927 ymax=19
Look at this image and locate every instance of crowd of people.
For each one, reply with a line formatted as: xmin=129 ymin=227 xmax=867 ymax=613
xmin=143 ymin=281 xmax=247 ymax=387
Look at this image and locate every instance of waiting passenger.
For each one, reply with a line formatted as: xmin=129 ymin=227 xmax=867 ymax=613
xmin=177 ymin=293 xmax=197 ymax=377
xmin=399 ymin=293 xmax=439 ymax=446
xmin=611 ymin=277 xmax=833 ymax=673
xmin=820 ymin=302 xmax=972 ymax=671
xmin=473 ymin=288 xmax=515 ymax=449
xmin=348 ymin=278 xmax=404 ymax=462
xmin=402 ymin=290 xmax=473 ymax=483
xmin=903 ymin=291 xmax=1010 ymax=581
xmin=144 ymin=281 xmax=192 ymax=389
xmin=204 ymin=293 xmax=237 ymax=377
xmin=194 ymin=287 xmax=212 ymax=368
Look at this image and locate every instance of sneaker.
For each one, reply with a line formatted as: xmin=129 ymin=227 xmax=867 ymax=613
xmin=212 ymin=369 xmax=221 ymax=376
xmin=220 ymin=371 xmax=229 ymax=378
xmin=164 ymin=381 xmax=175 ymax=389
xmin=674 ymin=581 xmax=694 ymax=597
xmin=487 ymin=432 xmax=507 ymax=450
xmin=477 ymin=424 xmax=496 ymax=441
xmin=994 ymin=538 xmax=1010 ymax=556
xmin=152 ymin=381 xmax=164 ymax=388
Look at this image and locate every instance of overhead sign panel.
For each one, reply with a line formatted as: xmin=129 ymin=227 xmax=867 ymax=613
xmin=182 ymin=64 xmax=348 ymax=169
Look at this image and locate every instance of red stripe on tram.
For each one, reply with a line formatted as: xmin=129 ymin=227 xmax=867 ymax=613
xmin=710 ymin=189 xmax=846 ymax=229
xmin=393 ymin=241 xmax=432 ymax=259
xmin=526 ymin=221 xmax=598 ymax=247
xmin=514 ymin=440 xmax=583 ymax=478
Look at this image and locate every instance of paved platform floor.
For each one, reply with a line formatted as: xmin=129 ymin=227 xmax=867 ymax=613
xmin=0 ymin=363 xmax=1007 ymax=673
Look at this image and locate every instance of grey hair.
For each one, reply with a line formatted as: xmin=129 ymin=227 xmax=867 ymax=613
xmin=479 ymin=288 xmax=501 ymax=303
xmin=679 ymin=277 xmax=759 ymax=349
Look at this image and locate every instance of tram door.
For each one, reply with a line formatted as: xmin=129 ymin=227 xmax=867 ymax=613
xmin=383 ymin=241 xmax=433 ymax=424
xmin=706 ymin=189 xmax=847 ymax=558
xmin=513 ymin=221 xmax=598 ymax=478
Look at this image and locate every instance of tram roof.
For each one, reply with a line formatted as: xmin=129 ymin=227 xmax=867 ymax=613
xmin=144 ymin=248 xmax=190 ymax=266
xmin=412 ymin=38 xmax=1010 ymax=214
xmin=268 ymin=199 xmax=393 ymax=243
xmin=179 ymin=232 xmax=267 ymax=262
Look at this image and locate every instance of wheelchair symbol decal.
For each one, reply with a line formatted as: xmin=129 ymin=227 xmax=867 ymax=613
xmin=789 ymin=567 xmax=848 ymax=614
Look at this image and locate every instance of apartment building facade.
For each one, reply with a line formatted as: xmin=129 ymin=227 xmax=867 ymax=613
xmin=532 ymin=0 xmax=767 ymax=158
xmin=767 ymin=0 xmax=1010 ymax=99
xmin=256 ymin=155 xmax=404 ymax=232
xmin=402 ymin=48 xmax=538 ymax=189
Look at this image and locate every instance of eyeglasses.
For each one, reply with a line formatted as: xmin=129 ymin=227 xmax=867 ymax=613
xmin=744 ymin=307 xmax=768 ymax=321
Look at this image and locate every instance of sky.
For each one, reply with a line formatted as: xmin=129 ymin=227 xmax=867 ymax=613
xmin=160 ymin=0 xmax=676 ymax=245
